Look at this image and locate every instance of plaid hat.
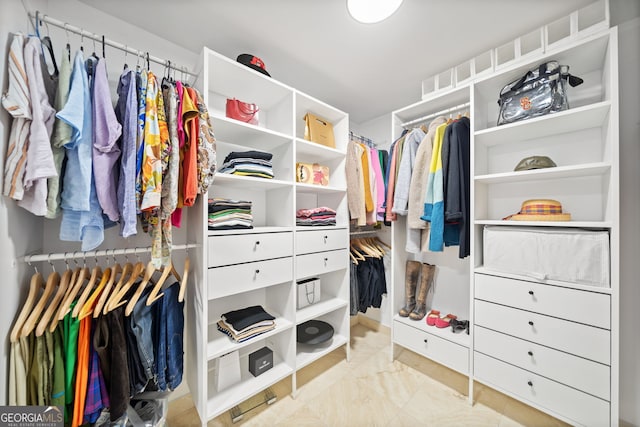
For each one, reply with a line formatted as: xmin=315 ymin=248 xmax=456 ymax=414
xmin=503 ymin=199 xmax=571 ymax=221
xmin=514 ymin=155 xmax=557 ymax=171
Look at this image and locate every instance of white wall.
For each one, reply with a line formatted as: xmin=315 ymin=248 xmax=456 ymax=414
xmin=0 ymin=0 xmax=201 ymax=404
xmin=617 ymin=16 xmax=640 ymax=427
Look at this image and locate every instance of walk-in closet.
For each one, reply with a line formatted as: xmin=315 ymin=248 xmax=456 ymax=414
xmin=1 ymin=1 xmax=639 ymax=426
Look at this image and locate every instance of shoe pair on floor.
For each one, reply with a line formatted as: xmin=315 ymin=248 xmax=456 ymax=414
xmin=398 ymin=261 xmax=435 ymax=320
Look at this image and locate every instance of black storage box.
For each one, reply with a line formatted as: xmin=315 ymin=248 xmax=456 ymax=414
xmin=248 ymin=346 xmax=273 ymax=377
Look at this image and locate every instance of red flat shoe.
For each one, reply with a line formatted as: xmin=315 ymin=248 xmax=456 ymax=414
xmin=426 ymin=309 xmax=440 ymax=326
xmin=435 ymin=313 xmax=457 ymax=328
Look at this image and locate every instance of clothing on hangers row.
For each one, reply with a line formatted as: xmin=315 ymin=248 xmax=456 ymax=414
xmin=350 ymin=237 xmax=390 ymax=315
xmin=9 ymin=249 xmax=190 ymax=426
xmin=1 ymin=28 xmax=217 ymax=267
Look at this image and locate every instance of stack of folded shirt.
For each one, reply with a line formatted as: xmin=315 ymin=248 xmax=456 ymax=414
xmin=296 ymin=207 xmax=337 ymax=226
xmin=208 ymin=198 xmax=253 ymax=230
xmin=219 ymin=150 xmax=274 ymax=179
xmin=217 ymin=305 xmax=276 ymax=343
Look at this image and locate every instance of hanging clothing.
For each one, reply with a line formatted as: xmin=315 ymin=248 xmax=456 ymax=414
xmin=161 ymin=81 xmax=180 ymax=220
xmin=2 ymin=32 xmax=31 ymax=201
xmin=384 ymin=139 xmax=400 ymax=222
xmin=421 ymin=123 xmax=448 ymax=252
xmin=8 ymin=336 xmax=29 ymax=405
xmin=18 ymin=36 xmax=57 ymax=216
xmin=182 ymin=87 xmax=199 ymax=207
xmin=115 ymin=67 xmax=138 ymax=238
xmin=194 ymin=90 xmax=217 ymax=194
xmin=392 ymin=127 xmax=425 ymax=216
xmin=346 ymin=140 xmax=366 ymax=226
xmin=92 ymin=57 xmax=122 ymax=222
xmin=47 ymin=46 xmax=72 ymax=219
xmin=140 ymin=71 xmax=163 ymax=211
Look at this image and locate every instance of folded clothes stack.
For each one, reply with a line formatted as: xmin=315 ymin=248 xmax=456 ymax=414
xmin=208 ymin=198 xmax=253 ymax=230
xmin=217 ymin=305 xmax=276 ymax=343
xmin=296 ymin=207 xmax=337 ymax=226
xmin=219 ymin=150 xmax=274 ymax=179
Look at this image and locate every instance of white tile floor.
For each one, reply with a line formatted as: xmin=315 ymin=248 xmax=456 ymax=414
xmin=167 ymin=323 xmax=569 ymax=426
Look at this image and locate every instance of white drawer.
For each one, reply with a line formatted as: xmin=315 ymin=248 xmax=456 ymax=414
xmin=474 ymin=300 xmax=610 ymax=365
xmin=393 ymin=321 xmax=468 ymax=375
xmin=474 ymin=352 xmax=609 ymax=427
xmin=296 ymin=249 xmax=348 ymax=279
xmin=475 ymin=273 xmax=610 ymax=329
xmin=475 ymin=326 xmax=610 ymax=400
xmin=208 ymin=232 xmax=292 ymax=267
xmin=208 ymin=257 xmax=293 ymax=299
xmin=296 ymin=228 xmax=348 ymax=255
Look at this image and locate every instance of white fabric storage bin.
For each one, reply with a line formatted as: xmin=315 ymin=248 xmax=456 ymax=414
xmin=297 ymin=277 xmax=321 ymax=309
xmin=483 ymin=226 xmax=610 ymax=287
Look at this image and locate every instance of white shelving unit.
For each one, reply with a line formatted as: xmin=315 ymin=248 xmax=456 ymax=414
xmin=390 ymin=26 xmax=619 ymax=427
xmin=187 ymin=47 xmax=350 ymax=424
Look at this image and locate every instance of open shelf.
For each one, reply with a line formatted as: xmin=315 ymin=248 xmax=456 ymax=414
xmin=295 ymin=334 xmax=348 ymax=370
xmin=206 ymin=354 xmax=293 ymax=420
xmin=211 ymin=115 xmax=293 ymax=148
xmin=208 ymin=226 xmax=293 ymax=236
xmin=207 ymin=315 xmax=294 ymax=360
xmin=296 ymin=297 xmax=348 ymax=324
xmin=212 ymin=173 xmax=292 ymax=189
xmin=295 ymin=138 xmax=346 ymax=161
xmin=394 ymin=85 xmax=470 ymax=124
xmin=474 ymin=162 xmax=610 ymax=184
xmin=474 ymin=101 xmax=611 ymax=148
xmin=393 ymin=315 xmax=470 ymax=349
xmin=295 ymin=183 xmax=346 ymax=194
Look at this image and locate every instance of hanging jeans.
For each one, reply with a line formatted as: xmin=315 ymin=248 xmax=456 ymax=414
xmin=153 ymin=282 xmax=184 ymax=391
xmin=130 ymin=287 xmax=156 ymax=389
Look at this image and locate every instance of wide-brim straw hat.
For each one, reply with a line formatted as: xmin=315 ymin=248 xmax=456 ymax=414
xmin=503 ymin=199 xmax=571 ymax=221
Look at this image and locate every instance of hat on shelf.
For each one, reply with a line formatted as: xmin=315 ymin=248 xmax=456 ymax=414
xmin=514 ymin=155 xmax=557 ymax=171
xmin=236 ymin=53 xmax=270 ymax=77
xmin=503 ymin=199 xmax=571 ymax=221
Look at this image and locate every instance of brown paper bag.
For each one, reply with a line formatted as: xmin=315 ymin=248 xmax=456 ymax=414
xmin=304 ymin=113 xmax=335 ymax=148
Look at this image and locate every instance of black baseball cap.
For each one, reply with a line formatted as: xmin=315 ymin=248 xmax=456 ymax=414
xmin=237 ymin=54 xmax=270 ymax=77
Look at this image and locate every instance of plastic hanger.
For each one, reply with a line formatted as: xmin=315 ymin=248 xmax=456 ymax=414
xmin=10 ymin=261 xmax=44 ymax=342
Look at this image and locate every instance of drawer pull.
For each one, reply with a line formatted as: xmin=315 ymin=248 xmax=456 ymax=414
xmin=324 ymin=257 xmax=329 ymax=266
xmin=255 ymin=241 xmax=260 ymax=246
xmin=527 ymin=351 xmax=533 ymax=356
xmin=255 ymin=269 xmax=260 ymax=274
xmin=527 ymin=381 xmax=533 ymax=387
xmin=324 ymin=235 xmax=328 ymax=243
xmin=528 ymin=290 xmax=534 ymax=295
xmin=423 ymin=339 xmax=428 ymax=343
xmin=528 ymin=321 xmax=534 ymax=326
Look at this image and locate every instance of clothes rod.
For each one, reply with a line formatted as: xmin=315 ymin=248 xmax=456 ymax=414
xmin=29 ymin=11 xmax=197 ymax=78
xmin=21 ymin=244 xmax=197 ymax=264
xmin=401 ymin=102 xmax=470 ymax=128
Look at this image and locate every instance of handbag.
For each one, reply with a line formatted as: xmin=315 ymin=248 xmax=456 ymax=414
xmin=304 ymin=113 xmax=335 ymax=148
xmin=226 ymin=98 xmax=259 ymax=125
xmin=497 ymin=61 xmax=583 ymax=126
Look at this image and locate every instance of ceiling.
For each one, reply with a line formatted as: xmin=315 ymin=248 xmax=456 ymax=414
xmin=80 ymin=0 xmax=594 ymax=124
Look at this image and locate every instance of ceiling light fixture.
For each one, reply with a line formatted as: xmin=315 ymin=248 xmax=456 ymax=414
xmin=347 ymin=0 xmax=403 ymax=24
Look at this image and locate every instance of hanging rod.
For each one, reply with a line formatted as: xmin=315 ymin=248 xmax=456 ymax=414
xmin=21 ymin=243 xmax=197 ymax=264
xmin=350 ymin=131 xmax=376 ymax=147
xmin=401 ymin=102 xmax=471 ymax=128
xmin=28 ymin=11 xmax=197 ymax=78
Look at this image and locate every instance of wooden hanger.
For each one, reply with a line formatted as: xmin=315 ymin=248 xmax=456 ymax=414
xmin=10 ymin=265 xmax=43 ymax=342
xmin=56 ymin=256 xmax=90 ymax=320
xmin=71 ymin=259 xmax=102 ymax=318
xmin=106 ymin=256 xmax=146 ymax=313
xmin=146 ymin=259 xmax=182 ymax=306
xmin=78 ymin=266 xmax=111 ymax=320
xmin=178 ymin=257 xmax=190 ymax=303
xmin=104 ymin=253 xmax=136 ymax=314
xmin=94 ymin=250 xmax=121 ymax=317
xmin=37 ymin=264 xmax=73 ymax=336
xmin=21 ymin=265 xmax=60 ymax=337
xmin=125 ymin=260 xmax=158 ymax=316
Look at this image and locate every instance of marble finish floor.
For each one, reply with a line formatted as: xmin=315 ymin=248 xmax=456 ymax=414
xmin=167 ymin=323 xmax=569 ymax=426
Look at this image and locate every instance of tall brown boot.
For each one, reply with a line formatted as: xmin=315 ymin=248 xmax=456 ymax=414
xmin=410 ymin=263 xmax=435 ymax=320
xmin=399 ymin=260 xmax=421 ymax=317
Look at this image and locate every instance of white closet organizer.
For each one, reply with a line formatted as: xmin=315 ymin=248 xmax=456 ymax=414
xmin=472 ymin=27 xmax=619 ymax=427
xmin=390 ymin=26 xmax=619 ymax=427
xmin=390 ymin=86 xmax=473 ymax=379
xmin=187 ymin=48 xmax=350 ymax=424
